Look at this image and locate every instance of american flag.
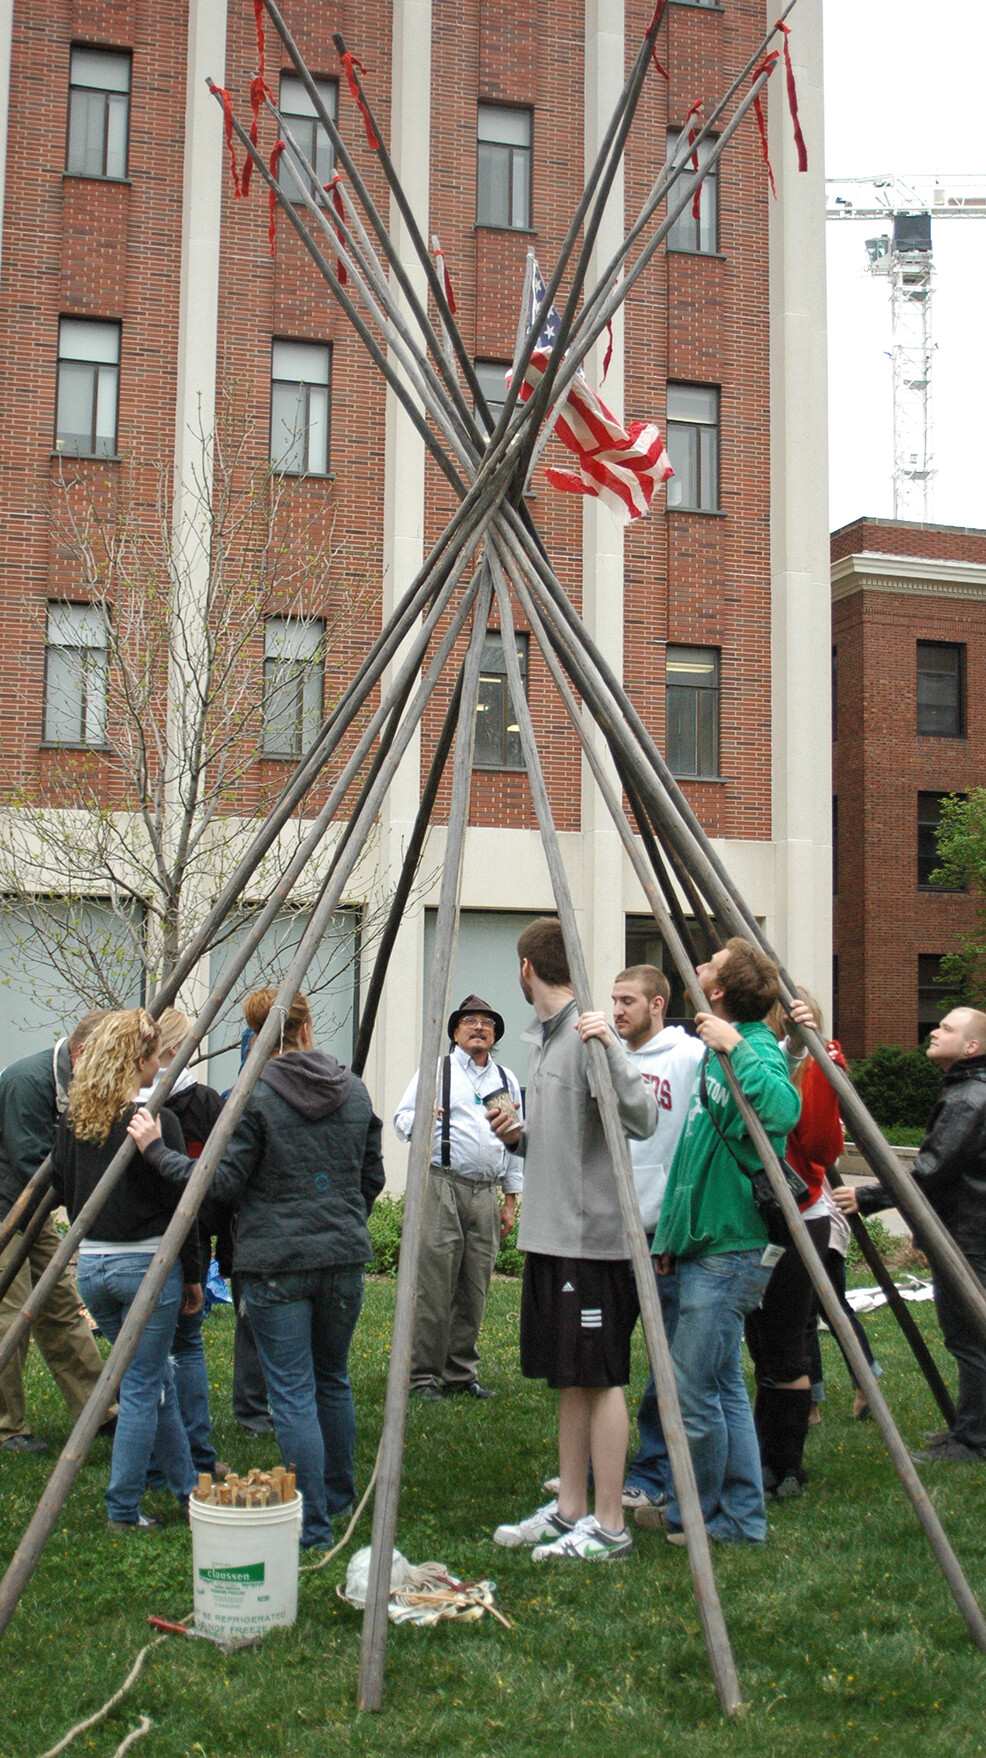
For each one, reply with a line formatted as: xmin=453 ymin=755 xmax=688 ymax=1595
xmin=515 ymin=258 xmax=673 ymax=525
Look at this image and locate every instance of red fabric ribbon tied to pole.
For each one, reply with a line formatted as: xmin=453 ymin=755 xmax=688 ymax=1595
xmin=685 ymin=99 xmax=703 ymax=222
xmin=268 ymin=141 xmax=285 ymax=254
xmin=645 ymin=0 xmax=670 ymax=81
xmin=254 ymin=0 xmax=267 ymax=81
xmin=214 ymin=86 xmax=242 ymax=198
xmin=431 ymin=236 xmax=457 ymax=315
xmin=340 ymin=52 xmax=379 ymax=149
xmin=601 ymin=320 xmax=614 ymax=384
xmin=751 ymin=52 xmax=780 ymax=200
xmin=774 ymin=19 xmax=808 ymax=172
xmin=325 ymin=175 xmax=348 ymax=284
xmin=241 ymin=75 xmax=274 ymax=196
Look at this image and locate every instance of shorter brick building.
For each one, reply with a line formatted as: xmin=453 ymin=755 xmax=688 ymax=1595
xmin=832 ymin=517 xmax=986 ymax=1056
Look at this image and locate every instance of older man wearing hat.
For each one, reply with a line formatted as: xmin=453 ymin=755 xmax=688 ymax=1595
xmin=394 ymin=995 xmax=523 ymax=1400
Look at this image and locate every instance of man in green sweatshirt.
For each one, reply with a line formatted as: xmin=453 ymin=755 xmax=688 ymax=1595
xmin=650 ymin=937 xmax=800 ymax=1544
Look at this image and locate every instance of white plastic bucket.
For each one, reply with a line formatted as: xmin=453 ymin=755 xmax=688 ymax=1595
xmin=189 ymin=1493 xmax=302 ymax=1639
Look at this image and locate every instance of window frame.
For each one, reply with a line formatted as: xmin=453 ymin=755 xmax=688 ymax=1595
xmin=261 ymin=616 xmax=325 ymax=760
xmin=917 ymin=791 xmax=966 ymax=891
xmin=918 ymin=953 xmax=951 ymax=1044
xmin=476 ymin=103 xmax=533 ymax=232
xmin=277 ymin=73 xmax=338 ymax=205
xmin=473 ymin=631 xmax=529 ymax=772
xmin=666 ymin=127 xmax=719 ymax=255
xmin=916 ymin=640 xmax=965 ymax=738
xmin=665 ymin=382 xmax=720 ymax=512
xmin=269 ymin=339 xmax=332 ymax=478
xmin=55 ymin=317 xmax=121 ymax=459
xmin=473 ymin=359 xmax=511 ymax=436
xmin=42 ymin=601 xmax=110 ymax=749
xmin=665 ymin=644 xmax=720 ymax=779
xmin=65 ymin=45 xmax=132 ymax=182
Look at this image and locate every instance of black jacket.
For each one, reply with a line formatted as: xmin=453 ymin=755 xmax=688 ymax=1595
xmin=163 ymin=1080 xmax=235 ymax=1278
xmin=51 ymin=1106 xmax=202 ymax=1282
xmin=854 ymin=1055 xmax=986 ymax=1257
xmin=143 ymin=1049 xmax=385 ymax=1275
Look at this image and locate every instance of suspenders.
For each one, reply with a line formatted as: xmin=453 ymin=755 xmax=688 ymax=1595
xmin=439 ymin=1056 xmax=508 ymax=1169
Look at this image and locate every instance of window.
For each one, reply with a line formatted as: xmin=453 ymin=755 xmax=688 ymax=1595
xmin=55 ymin=319 xmax=120 ymax=457
xmin=474 ymin=632 xmax=528 ymax=769
xmin=262 ymin=618 xmax=324 ymax=758
xmin=666 ymin=129 xmax=718 ymax=254
xmin=918 ymin=792 xmax=965 ymax=889
xmin=66 ymin=47 xmax=130 ymax=180
xmin=918 ymin=954 xmax=951 ymax=1043
xmin=43 ymin=603 xmax=109 ymax=746
xmin=831 ymin=645 xmax=838 ymax=739
xmin=278 ymin=75 xmax=337 ymax=204
xmin=666 ymin=645 xmax=719 ymax=777
xmin=832 ymin=797 xmax=838 ymax=896
xmin=477 ymin=105 xmax=532 ymax=230
xmin=917 ymin=641 xmax=964 ymax=737
xmin=270 ymin=341 xmax=331 ymax=476
xmin=474 ymin=359 xmax=510 ymax=434
xmin=665 ymin=384 xmax=719 ymax=511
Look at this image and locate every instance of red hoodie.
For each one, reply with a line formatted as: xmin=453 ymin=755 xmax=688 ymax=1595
xmin=786 ymin=1040 xmax=848 ymax=1207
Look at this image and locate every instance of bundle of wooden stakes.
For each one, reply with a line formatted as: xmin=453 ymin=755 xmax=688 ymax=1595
xmin=193 ymin=1466 xmax=297 ymax=1508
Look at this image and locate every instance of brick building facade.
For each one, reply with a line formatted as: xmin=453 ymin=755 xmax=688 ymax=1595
xmin=832 ymin=516 xmax=986 ymax=1056
xmin=0 ymin=1 xmax=829 ymax=1153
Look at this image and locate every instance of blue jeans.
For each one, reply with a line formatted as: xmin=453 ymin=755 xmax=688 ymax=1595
xmin=664 ymin=1250 xmax=774 ymax=1543
xmin=625 ymin=1263 xmax=679 ymax=1501
xmin=147 ymin=1305 xmax=216 ymax=1483
xmin=242 ymin=1264 xmax=365 ymax=1548
xmin=77 ymin=1253 xmax=196 ymax=1525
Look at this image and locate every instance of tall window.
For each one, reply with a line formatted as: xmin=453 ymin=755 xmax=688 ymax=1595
xmin=918 ymin=954 xmax=951 ymax=1042
xmin=666 ymin=129 xmax=718 ymax=254
xmin=43 ymin=603 xmax=109 ymax=746
xmin=477 ymin=105 xmax=532 ymax=230
xmin=55 ymin=319 xmax=120 ymax=457
xmin=832 ymin=797 xmax=838 ymax=896
xmin=270 ymin=341 xmax=331 ymax=476
xmin=918 ymin=792 xmax=965 ymax=889
xmin=665 ymin=384 xmax=719 ymax=511
xmin=278 ymin=75 xmax=337 ymax=203
xmin=831 ymin=644 xmax=838 ymax=739
xmin=666 ymin=645 xmax=719 ymax=777
xmin=474 ymin=633 xmax=528 ymax=770
xmin=917 ymin=641 xmax=964 ymax=737
xmin=474 ymin=359 xmax=510 ymax=434
xmin=66 ymin=47 xmax=131 ymax=180
xmin=262 ymin=618 xmax=324 ymax=758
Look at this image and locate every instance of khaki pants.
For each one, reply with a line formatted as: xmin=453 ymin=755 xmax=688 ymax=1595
xmin=0 ymin=1212 xmax=108 ymax=1440
xmin=410 ymin=1168 xmax=500 ymax=1392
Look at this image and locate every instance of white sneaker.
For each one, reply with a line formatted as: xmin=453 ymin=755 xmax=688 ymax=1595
xmin=542 ymin=1475 xmax=561 ymax=1494
xmin=493 ymin=1499 xmax=573 ymax=1548
xmin=532 ymin=1514 xmax=633 ymax=1561
xmin=621 ymin=1484 xmax=666 ymax=1511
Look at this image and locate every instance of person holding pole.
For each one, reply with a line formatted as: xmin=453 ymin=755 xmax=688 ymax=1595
xmin=489 ymin=919 xmax=657 ymax=1560
xmin=0 ymin=1011 xmax=114 ymax=1455
xmin=394 ymin=994 xmax=523 ymax=1401
xmin=834 ymin=1006 xmax=986 ymax=1464
xmin=647 ymin=938 xmax=800 ymax=1545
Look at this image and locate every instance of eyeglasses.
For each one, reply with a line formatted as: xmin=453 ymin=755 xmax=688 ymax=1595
xmin=459 ymin=1015 xmax=495 ymax=1029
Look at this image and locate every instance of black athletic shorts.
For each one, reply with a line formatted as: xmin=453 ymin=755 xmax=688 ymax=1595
xmin=519 ymin=1252 xmax=638 ymax=1389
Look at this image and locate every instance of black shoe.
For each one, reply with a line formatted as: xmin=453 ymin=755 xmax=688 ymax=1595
xmin=0 ymin=1432 xmax=49 ymax=1455
xmin=97 ymin=1417 xmax=117 ymax=1439
xmin=910 ymin=1437 xmax=985 ymax=1464
xmin=447 ymin=1381 xmax=495 ymax=1400
xmin=237 ymin=1420 xmax=274 ymax=1436
xmin=921 ymin=1429 xmax=952 ymax=1446
xmin=412 ymin=1384 xmax=445 ymax=1402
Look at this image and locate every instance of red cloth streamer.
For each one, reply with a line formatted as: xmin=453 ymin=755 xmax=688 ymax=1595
xmin=268 ymin=140 xmax=285 ymax=254
xmin=432 ymin=241 xmax=457 ymax=315
xmin=340 ymin=52 xmax=379 ymax=150
xmin=751 ymin=52 xmax=780 ymax=200
xmin=324 ymin=174 xmax=348 ymax=284
xmin=685 ymin=99 xmax=703 ymax=222
xmin=645 ymin=0 xmax=669 ymax=78
xmin=214 ymin=86 xmax=242 ymax=198
xmin=601 ymin=320 xmax=614 ymax=385
xmin=254 ymin=0 xmax=266 ymax=81
xmin=241 ymin=74 xmax=273 ymax=196
xmin=775 ymin=19 xmax=808 ymax=172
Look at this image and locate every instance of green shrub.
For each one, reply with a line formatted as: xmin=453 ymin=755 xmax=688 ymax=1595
xmin=845 ymin=1215 xmax=897 ymax=1270
xmin=848 ymin=1043 xmax=940 ymax=1128
xmin=366 ymin=1191 xmax=524 ymax=1277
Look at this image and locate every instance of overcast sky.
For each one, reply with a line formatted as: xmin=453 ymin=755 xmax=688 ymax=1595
xmin=823 ymin=0 xmax=986 ymax=533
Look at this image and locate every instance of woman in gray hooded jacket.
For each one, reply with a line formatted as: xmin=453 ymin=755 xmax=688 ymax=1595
xmin=130 ymin=987 xmax=385 ymax=1548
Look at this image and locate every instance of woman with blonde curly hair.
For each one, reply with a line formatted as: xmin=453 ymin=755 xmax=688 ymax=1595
xmin=52 ymin=1009 xmax=200 ymax=1532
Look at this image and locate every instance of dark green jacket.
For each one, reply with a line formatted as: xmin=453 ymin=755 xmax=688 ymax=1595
xmin=0 ymin=1041 xmax=72 ymax=1215
xmin=655 ymin=1021 xmax=801 ymax=1261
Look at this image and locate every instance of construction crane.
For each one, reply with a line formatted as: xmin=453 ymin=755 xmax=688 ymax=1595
xmin=826 ymin=175 xmax=986 ymax=521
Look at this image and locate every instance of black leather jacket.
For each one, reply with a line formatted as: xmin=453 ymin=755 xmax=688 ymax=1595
xmin=854 ymin=1055 xmax=986 ymax=1258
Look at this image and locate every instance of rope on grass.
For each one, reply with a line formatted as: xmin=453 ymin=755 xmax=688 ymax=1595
xmin=36 ymin=1636 xmax=168 ymax=1758
xmin=110 ymin=1717 xmax=153 ymax=1757
xmin=299 ymin=1451 xmax=380 ymax=1571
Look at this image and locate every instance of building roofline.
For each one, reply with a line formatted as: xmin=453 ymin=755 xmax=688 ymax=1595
xmin=832 ymin=550 xmax=986 ymax=601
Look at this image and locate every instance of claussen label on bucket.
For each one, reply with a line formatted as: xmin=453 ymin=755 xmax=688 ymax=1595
xmin=199 ymin=1563 xmax=265 ymax=1584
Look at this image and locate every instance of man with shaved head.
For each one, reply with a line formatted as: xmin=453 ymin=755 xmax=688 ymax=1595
xmin=835 ymin=1006 xmax=986 ymax=1463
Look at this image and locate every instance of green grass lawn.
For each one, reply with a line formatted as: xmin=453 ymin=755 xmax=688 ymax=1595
xmin=2 ymin=1278 xmax=986 ymax=1758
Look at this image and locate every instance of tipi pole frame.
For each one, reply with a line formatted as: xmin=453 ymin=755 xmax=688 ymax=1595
xmin=0 ymin=1188 xmax=58 ymax=1306
xmin=357 ymin=567 xmax=494 ymax=1710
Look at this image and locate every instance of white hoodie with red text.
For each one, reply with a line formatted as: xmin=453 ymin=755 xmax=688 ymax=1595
xmin=623 ymin=1025 xmax=706 ymax=1231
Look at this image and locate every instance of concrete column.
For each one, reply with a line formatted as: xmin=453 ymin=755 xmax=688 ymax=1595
xmin=364 ymin=0 xmax=432 ymax=1166
xmin=768 ymin=0 xmax=832 ymax=1017
xmin=580 ymin=0 xmax=627 ymax=1010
